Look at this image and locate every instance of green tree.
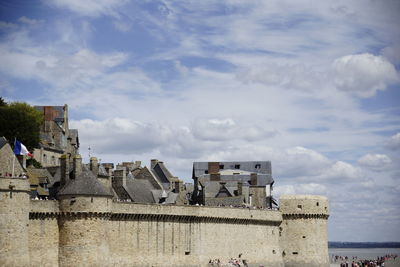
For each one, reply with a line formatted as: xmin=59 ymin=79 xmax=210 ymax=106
xmin=0 ymin=101 xmax=43 ymax=150
xmin=0 ymin=97 xmax=7 ymax=106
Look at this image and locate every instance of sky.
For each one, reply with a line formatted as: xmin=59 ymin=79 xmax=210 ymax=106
xmin=0 ymin=0 xmax=399 ymax=242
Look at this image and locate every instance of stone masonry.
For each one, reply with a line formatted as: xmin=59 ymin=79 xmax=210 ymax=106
xmin=0 ymin=175 xmax=330 ymax=267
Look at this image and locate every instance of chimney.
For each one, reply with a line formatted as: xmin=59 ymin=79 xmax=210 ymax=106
xmin=73 ymin=154 xmax=82 ymax=179
xmin=238 ymin=181 xmax=243 ymax=196
xmin=150 ymin=159 xmax=159 ymax=169
xmin=102 ymin=163 xmax=114 ymax=178
xmin=173 ymin=177 xmax=181 ymax=193
xmin=90 ymin=157 xmax=98 ymax=177
xmin=250 ymin=173 xmax=258 ymax=185
xmin=60 ymin=154 xmax=69 ymax=187
xmin=210 ymin=173 xmax=220 ymax=181
xmin=113 ymin=168 xmax=126 ymax=187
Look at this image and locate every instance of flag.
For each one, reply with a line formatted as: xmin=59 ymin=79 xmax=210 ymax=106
xmin=14 ymin=139 xmax=33 ymax=157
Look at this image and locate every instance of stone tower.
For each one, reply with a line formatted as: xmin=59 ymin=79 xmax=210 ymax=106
xmin=0 ymin=177 xmax=31 ymax=266
xmin=58 ymin=154 xmax=113 ymax=267
xmin=279 ymin=195 xmax=330 ymax=267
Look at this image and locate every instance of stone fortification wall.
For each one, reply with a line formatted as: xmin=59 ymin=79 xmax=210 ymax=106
xmin=0 ymin=184 xmax=329 ymax=267
xmin=29 ymin=200 xmax=59 ymax=267
xmin=58 ymin=196 xmax=112 ymax=267
xmin=279 ymin=195 xmax=329 ymax=267
xmin=204 ymin=195 xmax=243 ymax=206
xmin=0 ymin=178 xmax=31 ymax=267
xmin=109 ymin=203 xmax=283 ymax=267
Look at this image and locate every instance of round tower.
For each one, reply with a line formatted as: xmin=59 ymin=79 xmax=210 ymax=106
xmin=0 ymin=177 xmax=31 ymax=266
xmin=279 ymin=195 xmax=329 ymax=267
xmin=58 ymin=155 xmax=113 ymax=267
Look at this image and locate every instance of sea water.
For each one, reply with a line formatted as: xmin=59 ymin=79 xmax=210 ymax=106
xmin=329 ymin=247 xmax=400 ymax=260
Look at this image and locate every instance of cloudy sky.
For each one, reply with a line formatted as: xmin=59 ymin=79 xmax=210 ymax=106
xmin=1 ymin=0 xmax=399 ymax=242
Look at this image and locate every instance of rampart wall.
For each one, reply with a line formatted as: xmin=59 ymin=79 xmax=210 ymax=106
xmin=0 ymin=177 xmax=329 ymax=267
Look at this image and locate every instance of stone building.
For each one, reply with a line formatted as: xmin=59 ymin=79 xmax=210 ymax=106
xmin=192 ymin=161 xmax=276 ymax=208
xmin=33 ymin=105 xmax=79 ymax=167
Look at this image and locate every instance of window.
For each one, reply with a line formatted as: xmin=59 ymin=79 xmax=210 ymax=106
xmin=316 ymin=202 xmax=319 ymax=206
xmin=255 ymin=164 xmax=261 ymax=169
xmin=204 ymin=170 xmax=208 ymax=174
xmin=297 ymin=204 xmax=302 ymax=210
xmin=219 ymin=165 xmax=224 ymax=169
xmin=234 ymin=164 xmax=240 ymax=169
xmin=292 ymin=252 xmax=298 ymax=255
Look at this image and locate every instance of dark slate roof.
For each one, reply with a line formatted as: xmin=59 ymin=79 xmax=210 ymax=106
xmin=152 ymin=162 xmax=173 ymax=185
xmin=151 ymin=190 xmax=178 ymax=204
xmin=0 ymin=136 xmax=8 ymax=149
xmin=58 ymin=165 xmax=113 ymax=197
xmin=193 ymin=161 xmax=273 ymax=186
xmin=125 ymin=178 xmax=156 ymax=203
xmin=193 ymin=161 xmax=272 ymax=177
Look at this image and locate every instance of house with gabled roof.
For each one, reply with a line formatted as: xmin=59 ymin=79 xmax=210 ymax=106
xmin=192 ymin=161 xmax=276 ymax=208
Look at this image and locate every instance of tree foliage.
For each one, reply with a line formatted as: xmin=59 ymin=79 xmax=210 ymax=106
xmin=0 ymin=101 xmax=43 ymax=150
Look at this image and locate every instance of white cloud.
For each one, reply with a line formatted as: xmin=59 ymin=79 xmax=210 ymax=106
xmin=358 ymin=153 xmax=392 ymax=171
xmin=18 ymin=16 xmax=42 ymax=25
xmin=385 ymin=133 xmax=400 ymax=150
xmin=320 ymin=161 xmax=363 ymax=180
xmin=46 ymin=0 xmax=128 ymax=17
xmin=333 ymin=53 xmax=399 ymax=97
xmin=274 ymin=183 xmax=327 ymax=196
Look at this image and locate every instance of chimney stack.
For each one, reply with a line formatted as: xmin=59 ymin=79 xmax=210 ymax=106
xmin=150 ymin=159 xmax=159 ymax=169
xmin=73 ymin=154 xmax=82 ymax=179
xmin=90 ymin=157 xmax=98 ymax=177
xmin=60 ymin=154 xmax=70 ymax=187
xmin=238 ymin=181 xmax=243 ymax=196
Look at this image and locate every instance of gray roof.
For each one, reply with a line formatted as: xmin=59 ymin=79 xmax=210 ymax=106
xmin=125 ymin=179 xmax=156 ymax=203
xmin=199 ymin=180 xmax=239 ymax=198
xmin=152 ymin=162 xmax=173 ymax=186
xmin=58 ymin=165 xmax=113 ymax=197
xmin=151 ymin=190 xmax=178 ymax=204
xmin=0 ymin=137 xmax=8 ymax=149
xmin=193 ymin=161 xmax=271 ymax=176
xmin=193 ymin=161 xmax=273 ymax=186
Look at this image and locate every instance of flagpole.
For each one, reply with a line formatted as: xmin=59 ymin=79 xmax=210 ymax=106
xmin=12 ymin=138 xmax=16 ymax=178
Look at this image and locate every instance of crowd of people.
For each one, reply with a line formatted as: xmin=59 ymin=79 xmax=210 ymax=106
xmin=208 ymin=254 xmax=249 ymax=267
xmin=331 ymin=254 xmax=398 ymax=267
xmin=0 ymin=172 xmax=28 ymax=178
